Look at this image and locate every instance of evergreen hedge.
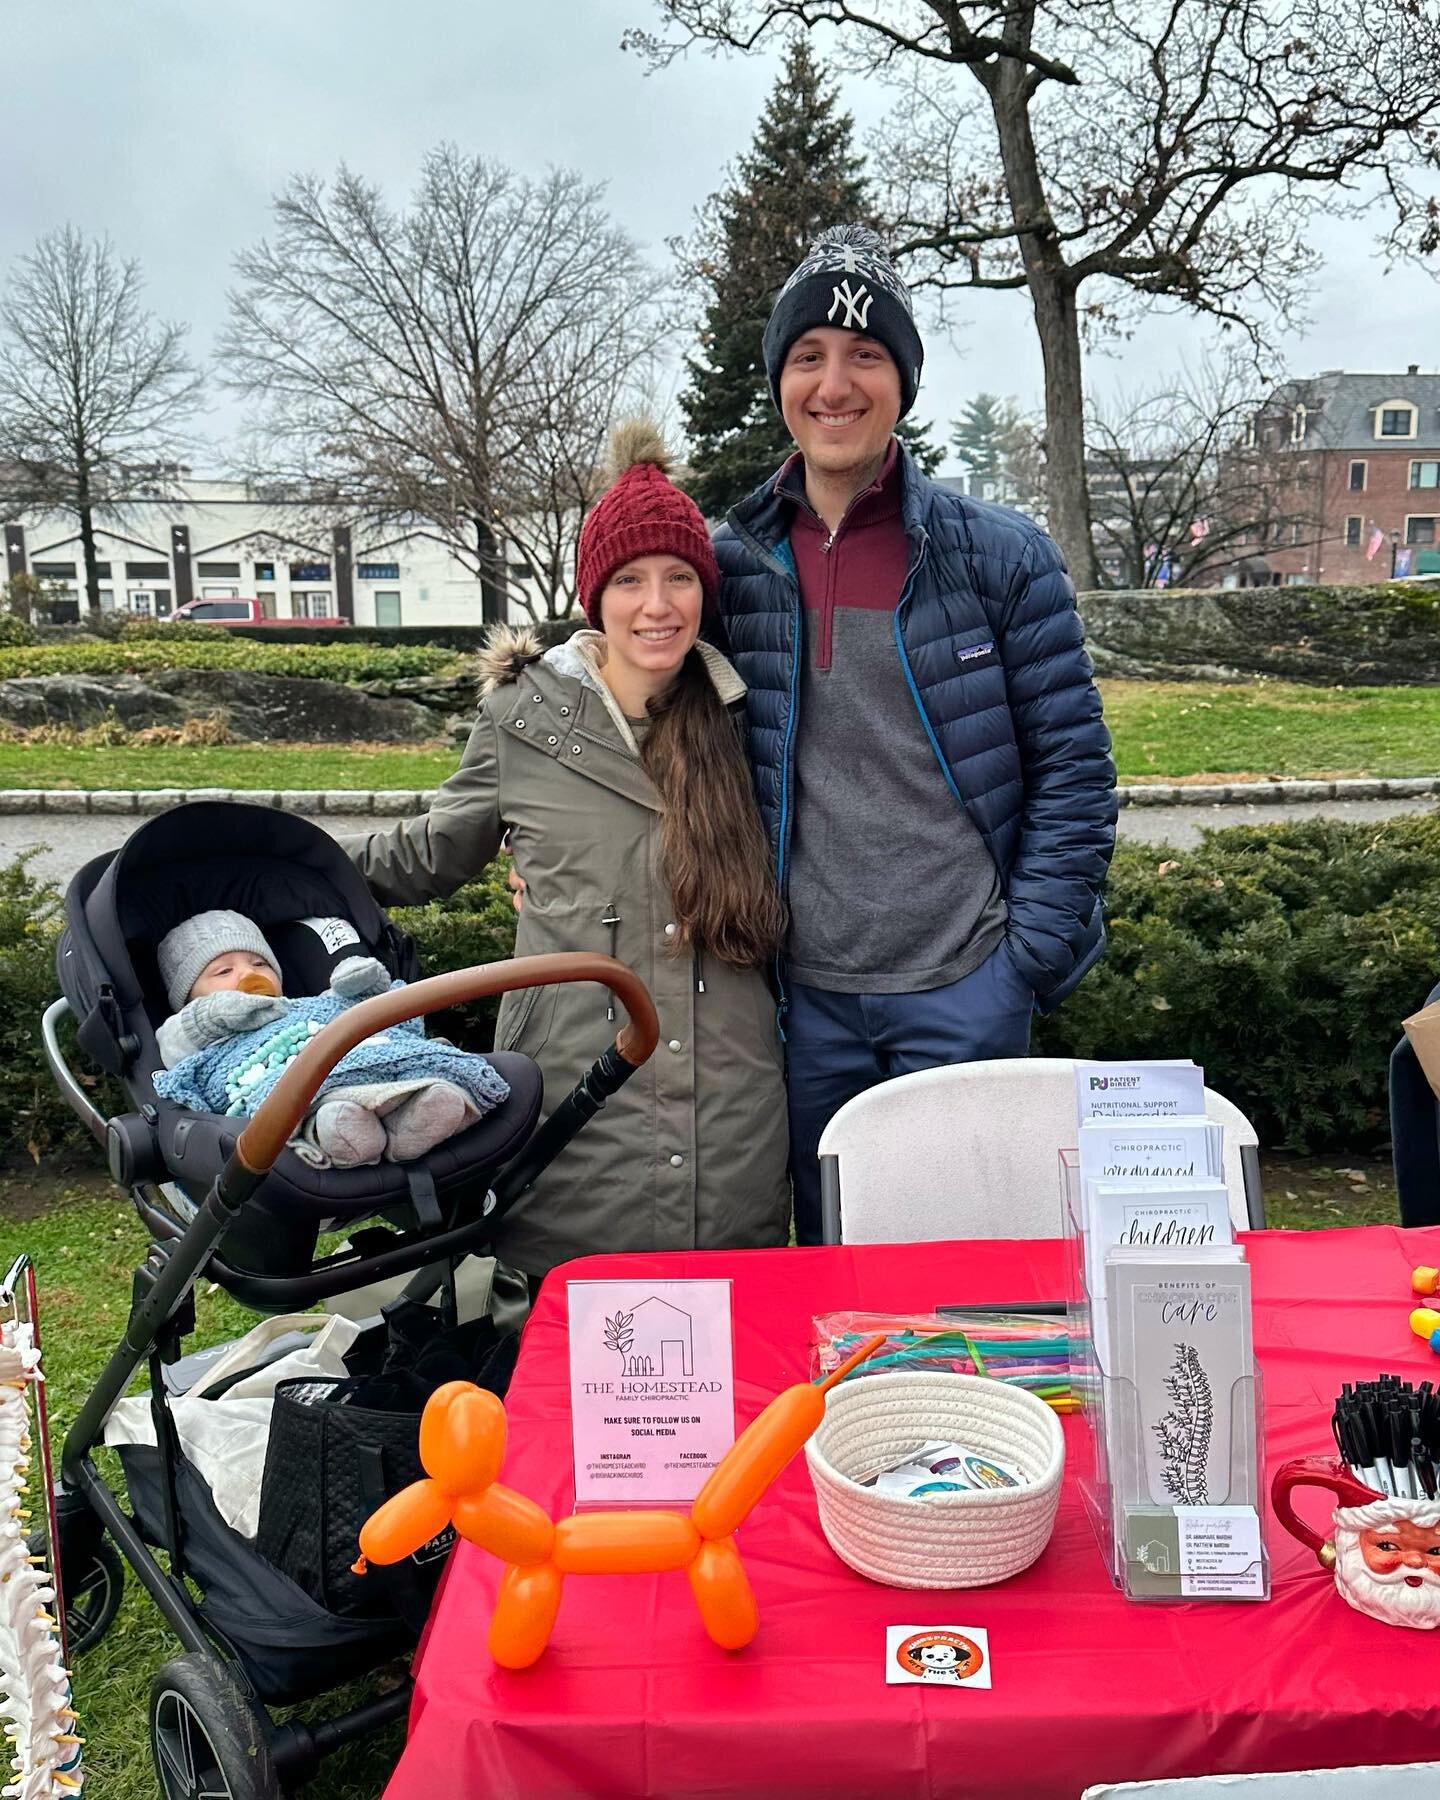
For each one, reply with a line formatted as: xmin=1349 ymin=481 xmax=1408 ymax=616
xmin=0 ymin=638 xmax=465 ymax=684
xmin=3 ymin=816 xmax=1433 ymax=1169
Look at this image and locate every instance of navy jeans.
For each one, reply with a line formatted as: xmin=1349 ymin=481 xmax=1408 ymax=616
xmin=785 ymin=940 xmax=1034 ymax=1245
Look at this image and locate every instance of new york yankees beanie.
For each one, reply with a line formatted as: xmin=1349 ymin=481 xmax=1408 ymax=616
xmin=762 ymin=223 xmax=924 ymax=418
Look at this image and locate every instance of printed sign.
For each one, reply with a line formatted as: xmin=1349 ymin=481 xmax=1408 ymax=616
xmin=567 ymin=1278 xmax=735 ymax=1507
xmin=1075 ymin=1061 xmax=1205 ymax=1125
xmin=886 ymin=1625 xmax=992 ymax=1688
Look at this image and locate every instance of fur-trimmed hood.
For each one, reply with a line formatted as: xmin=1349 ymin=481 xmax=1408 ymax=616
xmin=476 ymin=624 xmax=547 ymax=696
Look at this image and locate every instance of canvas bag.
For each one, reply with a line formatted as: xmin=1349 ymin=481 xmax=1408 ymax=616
xmin=103 ymin=1310 xmax=361 ymax=1537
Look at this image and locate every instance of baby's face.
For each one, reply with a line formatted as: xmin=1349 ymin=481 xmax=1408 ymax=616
xmin=190 ymin=950 xmax=282 ymax=999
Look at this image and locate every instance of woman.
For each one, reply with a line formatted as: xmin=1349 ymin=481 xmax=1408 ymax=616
xmin=346 ymin=422 xmax=789 ymax=1279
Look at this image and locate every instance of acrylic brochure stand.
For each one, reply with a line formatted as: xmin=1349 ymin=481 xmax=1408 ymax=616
xmin=1060 ymin=1150 xmax=1270 ymax=1602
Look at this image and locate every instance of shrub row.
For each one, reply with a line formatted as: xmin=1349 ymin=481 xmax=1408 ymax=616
xmin=3 ymin=816 xmax=1434 ymax=1170
xmin=0 ymin=638 xmax=467 ymax=685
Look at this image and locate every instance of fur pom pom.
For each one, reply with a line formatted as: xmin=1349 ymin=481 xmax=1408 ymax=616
xmin=606 ymin=417 xmax=671 ymax=483
xmin=809 ymin=222 xmax=889 ymax=258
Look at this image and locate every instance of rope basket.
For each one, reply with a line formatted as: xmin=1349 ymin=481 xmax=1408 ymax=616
xmin=805 ymin=1371 xmax=1064 ymax=1590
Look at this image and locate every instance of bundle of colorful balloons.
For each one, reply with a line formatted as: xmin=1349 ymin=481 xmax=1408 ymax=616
xmin=0 ymin=1323 xmax=81 ymax=1796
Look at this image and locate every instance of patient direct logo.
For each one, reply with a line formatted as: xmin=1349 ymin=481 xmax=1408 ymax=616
xmin=1089 ymin=1074 xmax=1142 ymax=1090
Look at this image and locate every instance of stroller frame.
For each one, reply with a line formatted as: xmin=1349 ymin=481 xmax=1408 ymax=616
xmin=44 ymin=949 xmax=658 ymax=1797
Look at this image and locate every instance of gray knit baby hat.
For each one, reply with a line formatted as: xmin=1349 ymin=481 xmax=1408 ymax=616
xmin=157 ymin=910 xmax=281 ymax=1012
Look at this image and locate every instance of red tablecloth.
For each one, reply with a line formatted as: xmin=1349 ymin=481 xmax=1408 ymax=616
xmin=384 ymin=1228 xmax=1440 ymax=1800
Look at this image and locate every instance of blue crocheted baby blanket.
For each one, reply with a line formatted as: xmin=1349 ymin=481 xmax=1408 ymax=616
xmin=152 ymin=989 xmax=510 ymax=1119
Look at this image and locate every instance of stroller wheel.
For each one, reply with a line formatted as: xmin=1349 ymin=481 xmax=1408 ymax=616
xmin=150 ymin=1654 xmax=281 ymax=1800
xmin=27 ymin=1528 xmax=124 ymax=1657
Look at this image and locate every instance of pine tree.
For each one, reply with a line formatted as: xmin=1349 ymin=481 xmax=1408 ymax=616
xmin=951 ymin=393 xmax=1046 ymax=513
xmin=678 ymin=42 xmax=938 ymax=519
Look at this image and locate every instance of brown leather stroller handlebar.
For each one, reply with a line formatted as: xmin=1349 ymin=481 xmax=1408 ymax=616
xmin=234 ymin=952 xmax=659 ymax=1176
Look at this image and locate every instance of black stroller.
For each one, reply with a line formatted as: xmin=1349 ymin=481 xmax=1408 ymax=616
xmin=40 ymin=801 xmax=657 ymax=1797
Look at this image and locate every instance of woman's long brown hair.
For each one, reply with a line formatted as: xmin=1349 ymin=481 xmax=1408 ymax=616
xmin=642 ymin=650 xmax=786 ymax=967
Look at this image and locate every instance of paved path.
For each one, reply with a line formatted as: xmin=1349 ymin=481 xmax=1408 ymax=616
xmin=2 ymin=794 xmax=1436 ymax=888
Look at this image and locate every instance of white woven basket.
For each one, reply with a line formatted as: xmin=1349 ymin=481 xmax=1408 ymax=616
xmin=805 ymin=1371 xmax=1065 ymax=1589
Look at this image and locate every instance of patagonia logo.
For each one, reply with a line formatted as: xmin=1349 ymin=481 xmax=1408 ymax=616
xmin=956 ymin=640 xmax=995 ymax=664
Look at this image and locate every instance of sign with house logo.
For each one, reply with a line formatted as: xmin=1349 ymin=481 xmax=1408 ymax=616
xmin=567 ymin=1278 xmax=735 ymax=1506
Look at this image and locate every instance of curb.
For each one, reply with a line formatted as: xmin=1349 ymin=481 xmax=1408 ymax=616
xmin=1 ymin=777 xmax=1440 ymax=816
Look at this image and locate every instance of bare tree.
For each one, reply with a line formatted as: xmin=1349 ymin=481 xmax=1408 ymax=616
xmin=1086 ymin=357 xmax=1315 ymax=589
xmin=0 ymin=227 xmax=201 ymax=615
xmin=626 ymin=0 xmax=1440 ymax=589
xmin=221 ymin=146 xmax=672 ymax=623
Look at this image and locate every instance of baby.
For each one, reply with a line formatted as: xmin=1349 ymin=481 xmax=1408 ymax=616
xmin=151 ymin=910 xmax=510 ymax=1168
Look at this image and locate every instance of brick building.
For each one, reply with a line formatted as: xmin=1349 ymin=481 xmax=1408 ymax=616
xmin=1229 ymin=367 xmax=1440 ymax=586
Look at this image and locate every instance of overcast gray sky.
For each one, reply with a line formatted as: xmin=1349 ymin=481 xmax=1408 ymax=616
xmin=4 ymin=0 xmax=1437 ymax=466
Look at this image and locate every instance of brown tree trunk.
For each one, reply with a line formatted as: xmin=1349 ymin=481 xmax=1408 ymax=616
xmin=75 ymin=465 xmax=101 ymax=617
xmin=474 ymin=515 xmax=505 ymax=625
xmin=986 ymin=64 xmax=1099 ymax=591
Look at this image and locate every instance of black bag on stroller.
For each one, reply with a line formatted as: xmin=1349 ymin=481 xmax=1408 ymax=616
xmin=256 ymin=1312 xmax=518 ymax=1626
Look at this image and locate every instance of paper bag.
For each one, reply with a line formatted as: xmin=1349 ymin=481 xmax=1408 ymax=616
xmin=1404 ymin=998 xmax=1440 ymax=1100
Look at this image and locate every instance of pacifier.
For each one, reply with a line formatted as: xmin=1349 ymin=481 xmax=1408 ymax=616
xmin=237 ymin=971 xmax=281 ymax=997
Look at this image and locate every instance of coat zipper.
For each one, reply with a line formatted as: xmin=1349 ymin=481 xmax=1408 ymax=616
xmin=601 ymin=902 xmax=620 ymax=1020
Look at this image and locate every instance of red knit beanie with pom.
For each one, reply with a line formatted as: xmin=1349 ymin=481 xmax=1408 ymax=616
xmin=576 ymin=421 xmax=720 ymax=628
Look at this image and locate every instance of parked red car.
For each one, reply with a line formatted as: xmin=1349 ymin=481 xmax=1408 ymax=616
xmin=164 ymin=598 xmax=348 ymax=627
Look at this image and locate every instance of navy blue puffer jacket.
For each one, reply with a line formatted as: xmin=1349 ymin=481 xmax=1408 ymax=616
xmin=714 ymin=444 xmax=1118 ymax=1011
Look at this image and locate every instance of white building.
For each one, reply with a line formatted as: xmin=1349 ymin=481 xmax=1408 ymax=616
xmin=3 ymin=479 xmax=542 ymax=625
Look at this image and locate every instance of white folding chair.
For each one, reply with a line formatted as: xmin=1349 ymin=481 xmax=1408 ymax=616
xmin=1081 ymin=1766 xmax=1440 ymax=1797
xmin=817 ymin=1056 xmax=1264 ymax=1245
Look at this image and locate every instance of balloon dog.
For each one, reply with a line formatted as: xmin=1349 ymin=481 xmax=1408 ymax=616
xmin=354 ymin=1334 xmax=884 ymax=1668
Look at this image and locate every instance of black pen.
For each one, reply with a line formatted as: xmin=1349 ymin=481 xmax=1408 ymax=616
xmin=936 ymin=1302 xmax=1067 ymax=1317
xmin=1416 ymin=1439 xmax=1438 ymax=1500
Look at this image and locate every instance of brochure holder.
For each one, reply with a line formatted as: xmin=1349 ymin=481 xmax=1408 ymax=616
xmin=1060 ymin=1150 xmax=1270 ymax=1602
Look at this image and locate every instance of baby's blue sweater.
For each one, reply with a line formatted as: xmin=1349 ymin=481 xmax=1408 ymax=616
xmin=152 ymin=989 xmax=510 ymax=1118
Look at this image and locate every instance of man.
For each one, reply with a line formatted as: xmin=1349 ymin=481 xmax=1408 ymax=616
xmin=714 ymin=223 xmax=1116 ymax=1243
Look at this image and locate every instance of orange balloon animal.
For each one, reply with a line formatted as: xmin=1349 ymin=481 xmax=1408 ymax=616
xmin=355 ymin=1334 xmax=884 ymax=1668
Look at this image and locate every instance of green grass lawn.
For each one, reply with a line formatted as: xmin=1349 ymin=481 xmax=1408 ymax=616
xmin=0 ymin=1150 xmax=1399 ymax=1797
xmin=2 ymin=678 xmax=1440 ymax=789
xmin=1100 ymin=679 xmax=1440 ymax=781
xmin=0 ymin=740 xmax=461 ymax=792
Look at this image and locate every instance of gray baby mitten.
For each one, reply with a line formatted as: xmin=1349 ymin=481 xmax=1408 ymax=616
xmin=328 ymin=955 xmax=393 ymax=1000
xmin=157 ymin=990 xmax=288 ymax=1068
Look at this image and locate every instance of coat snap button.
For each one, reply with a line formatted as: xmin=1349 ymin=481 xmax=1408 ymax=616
xmin=547 ymin=735 xmax=558 ymax=745
xmin=514 ymin=718 xmax=525 ymax=729
xmin=570 ymin=744 xmax=582 ymax=755
xmin=663 ymin=922 xmax=676 ymax=937
xmin=667 ymin=1039 xmax=682 ymax=1053
xmin=532 ymin=693 xmax=543 ymax=702
xmin=560 ymin=706 xmax=571 ymax=716
xmin=669 ymin=1153 xmax=684 ymax=1168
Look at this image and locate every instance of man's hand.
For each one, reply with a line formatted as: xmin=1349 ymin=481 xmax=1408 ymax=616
xmin=506 ymin=863 xmax=526 ymax=916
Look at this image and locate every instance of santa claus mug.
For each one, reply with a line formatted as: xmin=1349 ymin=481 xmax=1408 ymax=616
xmin=1271 ymin=1456 xmax=1440 ymax=1630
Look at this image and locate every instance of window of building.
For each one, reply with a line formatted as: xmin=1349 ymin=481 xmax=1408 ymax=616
xmin=1411 ymin=461 xmax=1440 ymax=490
xmin=1242 ymin=416 xmax=1257 ymax=449
xmin=1290 ymin=522 xmax=1305 ymax=545
xmin=31 ymin=562 xmax=76 ymax=578
xmin=254 ymin=562 xmax=275 ymax=582
xmin=1378 ymin=404 xmax=1418 ymax=438
xmin=1290 ymin=405 xmax=1307 ymax=443
xmin=154 ymin=590 xmax=172 ymax=616
xmin=125 ymin=560 xmax=170 ymax=579
xmin=1286 ymin=573 xmax=1310 ymax=586
xmin=291 ymin=591 xmax=333 ymax=618
xmin=1406 ymin=517 xmax=1437 ymax=545
xmin=1349 ymin=460 xmax=1367 ymax=491
xmin=196 ymin=560 xmax=242 ymax=579
xmin=356 ymin=562 xmax=399 ymax=581
xmin=1345 ymin=516 xmax=1362 ymax=547
xmin=99 ymin=589 xmax=113 ymax=608
xmin=374 ymin=591 xmax=402 ymax=627
xmin=129 ymin=592 xmax=153 ymax=615
xmin=289 ymin=561 xmax=331 ymax=582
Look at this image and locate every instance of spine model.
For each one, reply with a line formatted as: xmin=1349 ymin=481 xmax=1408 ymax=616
xmin=0 ymin=1326 xmax=81 ymax=1796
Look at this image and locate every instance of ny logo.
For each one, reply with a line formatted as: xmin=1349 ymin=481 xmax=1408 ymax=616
xmin=827 ymin=279 xmax=873 ymax=330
